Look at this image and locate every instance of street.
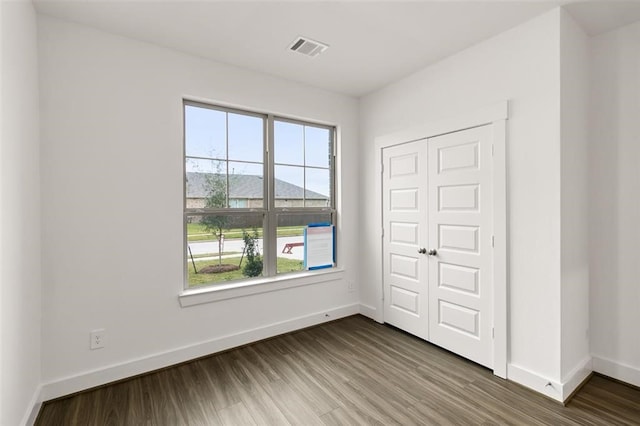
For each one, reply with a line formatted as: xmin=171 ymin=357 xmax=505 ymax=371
xmin=187 ymin=235 xmax=305 ymax=260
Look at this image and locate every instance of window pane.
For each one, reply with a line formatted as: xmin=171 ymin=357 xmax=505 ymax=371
xmin=275 ymin=165 xmax=304 ymax=208
xmin=305 ymin=126 xmax=331 ymax=168
xmin=229 ymin=161 xmax=264 ymax=208
xmin=185 ymin=105 xmax=226 ymax=159
xmin=305 ymin=168 xmax=330 ymax=207
xmin=276 ymin=213 xmax=333 ymax=274
xmin=186 ymin=157 xmax=225 ymax=174
xmin=274 ymin=121 xmax=303 ymax=165
xmin=186 ymin=159 xmax=227 ymax=208
xmin=228 ymin=113 xmax=263 ymax=163
xmin=186 ymin=214 xmax=264 ymax=287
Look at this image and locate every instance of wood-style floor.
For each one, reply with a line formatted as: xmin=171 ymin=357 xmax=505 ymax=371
xmin=36 ymin=315 xmax=640 ymax=425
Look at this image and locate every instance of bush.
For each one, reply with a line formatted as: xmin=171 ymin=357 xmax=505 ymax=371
xmin=242 ymin=229 xmax=263 ymax=277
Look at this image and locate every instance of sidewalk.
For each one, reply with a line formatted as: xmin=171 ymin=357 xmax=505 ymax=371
xmin=188 ymin=253 xmax=244 ymax=262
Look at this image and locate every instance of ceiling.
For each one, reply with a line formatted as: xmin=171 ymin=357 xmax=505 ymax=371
xmin=34 ymin=1 xmax=640 ymax=97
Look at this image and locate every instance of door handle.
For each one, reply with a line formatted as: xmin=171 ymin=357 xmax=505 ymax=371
xmin=428 ymin=249 xmax=438 ymax=256
xmin=418 ymin=248 xmax=427 ymax=254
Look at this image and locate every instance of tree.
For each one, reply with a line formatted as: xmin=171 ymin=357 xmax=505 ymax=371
xmin=242 ymin=229 xmax=263 ymax=277
xmin=201 ymin=170 xmax=228 ymax=265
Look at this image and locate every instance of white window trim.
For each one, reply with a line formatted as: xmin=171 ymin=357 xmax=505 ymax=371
xmin=179 ymin=268 xmax=344 ymax=307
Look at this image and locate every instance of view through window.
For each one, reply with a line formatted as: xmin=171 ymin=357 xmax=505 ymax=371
xmin=184 ymin=101 xmax=335 ymax=288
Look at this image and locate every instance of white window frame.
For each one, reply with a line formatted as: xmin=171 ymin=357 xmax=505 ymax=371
xmin=180 ymin=100 xmax=338 ymax=306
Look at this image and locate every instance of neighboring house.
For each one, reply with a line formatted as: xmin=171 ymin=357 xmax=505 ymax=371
xmin=186 ymin=172 xmax=329 ymax=209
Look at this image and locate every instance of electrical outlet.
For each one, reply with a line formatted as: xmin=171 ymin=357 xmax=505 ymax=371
xmin=90 ymin=329 xmax=105 ymax=350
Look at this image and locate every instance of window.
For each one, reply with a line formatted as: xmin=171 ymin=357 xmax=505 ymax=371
xmin=184 ymin=101 xmax=335 ymax=288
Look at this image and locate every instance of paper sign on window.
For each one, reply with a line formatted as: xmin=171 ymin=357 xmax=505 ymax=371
xmin=304 ymin=223 xmax=335 ymax=270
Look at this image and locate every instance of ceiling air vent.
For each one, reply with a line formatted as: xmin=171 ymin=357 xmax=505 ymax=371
xmin=288 ymin=36 xmax=329 ymax=58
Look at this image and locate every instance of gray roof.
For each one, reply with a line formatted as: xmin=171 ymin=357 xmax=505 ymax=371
xmin=186 ymin=172 xmax=328 ymax=200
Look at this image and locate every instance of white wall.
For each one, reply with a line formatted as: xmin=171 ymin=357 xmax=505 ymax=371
xmin=1 ymin=1 xmax=42 ymax=424
xmin=360 ymin=9 xmax=566 ymax=396
xmin=559 ymin=10 xmax=591 ymax=384
xmin=37 ymin=15 xmax=359 ymax=397
xmin=589 ymin=19 xmax=640 ymax=387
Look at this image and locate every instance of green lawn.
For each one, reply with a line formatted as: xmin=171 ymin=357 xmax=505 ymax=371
xmin=187 ymin=223 xmax=304 ymax=242
xmin=187 ymin=256 xmax=304 ymax=286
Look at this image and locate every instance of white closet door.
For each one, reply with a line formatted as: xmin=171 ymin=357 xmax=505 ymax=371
xmin=427 ymin=125 xmax=494 ymax=368
xmin=382 ymin=140 xmax=429 ymax=340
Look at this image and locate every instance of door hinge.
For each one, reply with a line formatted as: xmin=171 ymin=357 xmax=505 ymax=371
xmin=492 ymin=235 xmax=495 ymax=247
xmin=492 ymin=327 xmax=495 ymax=339
xmin=381 ymin=163 xmax=384 ymax=173
xmin=382 ymin=228 xmax=385 ymax=239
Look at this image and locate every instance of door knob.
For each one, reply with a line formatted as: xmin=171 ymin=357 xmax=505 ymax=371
xmin=418 ymin=248 xmax=427 ymax=254
xmin=428 ymin=249 xmax=438 ymax=256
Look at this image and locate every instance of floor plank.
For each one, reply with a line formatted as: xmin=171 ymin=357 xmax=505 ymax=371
xmin=217 ymin=402 xmax=255 ymax=426
xmin=36 ymin=315 xmax=640 ymax=425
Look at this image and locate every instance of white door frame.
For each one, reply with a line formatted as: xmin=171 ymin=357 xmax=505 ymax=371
xmin=375 ymin=101 xmax=508 ymax=378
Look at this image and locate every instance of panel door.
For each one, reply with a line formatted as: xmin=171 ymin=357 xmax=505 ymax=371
xmin=382 ymin=140 xmax=429 ymax=340
xmin=427 ymin=125 xmax=493 ymax=368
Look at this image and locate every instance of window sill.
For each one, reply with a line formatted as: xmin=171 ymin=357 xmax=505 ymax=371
xmin=178 ymin=268 xmax=344 ymax=307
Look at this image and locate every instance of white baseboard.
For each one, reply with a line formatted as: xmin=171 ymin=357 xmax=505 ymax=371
xmin=39 ymin=304 xmax=359 ymax=402
xmin=507 ymin=364 xmax=563 ymax=402
xmin=22 ymin=384 xmax=43 ymax=426
xmin=593 ymin=355 xmax=640 ymax=388
xmin=38 ymin=307 xmax=635 ymax=420
xmin=358 ymin=303 xmax=380 ymax=322
xmin=561 ymin=356 xmax=593 ymax=401
xmin=508 ymin=358 xmax=593 ymax=403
